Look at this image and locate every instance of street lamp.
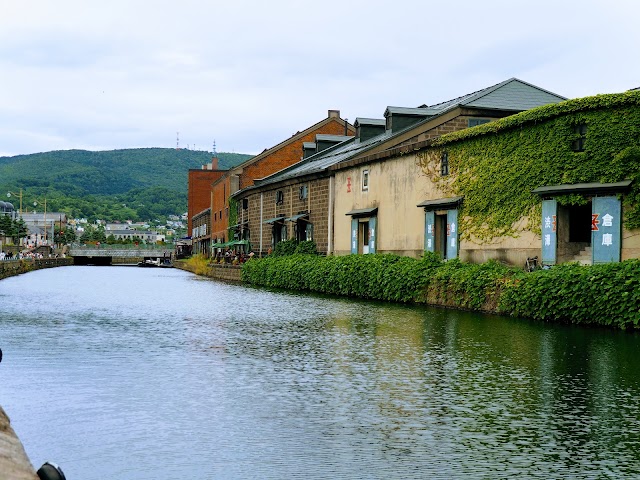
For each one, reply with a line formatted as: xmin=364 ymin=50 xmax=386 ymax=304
xmin=32 ymin=197 xmax=49 ymax=247
xmin=6 ymin=189 xmax=23 ymax=214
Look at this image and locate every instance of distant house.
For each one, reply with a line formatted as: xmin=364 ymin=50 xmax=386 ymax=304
xmin=18 ymin=212 xmax=68 ymax=248
xmin=108 ymin=229 xmax=165 ymax=243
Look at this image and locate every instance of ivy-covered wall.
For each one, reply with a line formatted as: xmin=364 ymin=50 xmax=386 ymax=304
xmin=417 ymin=91 xmax=640 ymax=242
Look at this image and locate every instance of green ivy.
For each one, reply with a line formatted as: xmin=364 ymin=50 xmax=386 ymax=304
xmin=227 ymin=198 xmax=238 ymax=241
xmin=418 ymin=91 xmax=640 ymax=241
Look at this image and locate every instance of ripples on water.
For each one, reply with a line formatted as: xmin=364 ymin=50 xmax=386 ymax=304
xmin=1 ymin=266 xmax=640 ymax=479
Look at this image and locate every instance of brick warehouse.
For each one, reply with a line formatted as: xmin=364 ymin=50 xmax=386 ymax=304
xmin=231 ymin=78 xmax=566 ymax=257
xmin=207 ymin=110 xmax=353 ymax=254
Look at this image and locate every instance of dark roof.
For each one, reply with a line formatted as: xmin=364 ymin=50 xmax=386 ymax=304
xmin=419 ymin=78 xmax=567 ymax=113
xmin=532 ymin=180 xmax=632 ymax=196
xmin=250 ymin=130 xmax=393 ymax=188
xmin=315 ymin=134 xmax=352 ymax=143
xmin=354 ymin=118 xmax=385 ymax=127
xmin=345 ymin=207 xmax=378 ymax=217
xmin=417 ymin=196 xmax=464 ymax=209
xmin=384 ymin=106 xmax=435 ymax=117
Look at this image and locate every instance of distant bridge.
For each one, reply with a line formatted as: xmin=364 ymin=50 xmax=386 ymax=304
xmin=68 ymin=244 xmax=173 ymax=265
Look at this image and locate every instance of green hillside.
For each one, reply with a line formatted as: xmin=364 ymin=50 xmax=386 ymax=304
xmin=0 ymin=148 xmax=252 ymax=222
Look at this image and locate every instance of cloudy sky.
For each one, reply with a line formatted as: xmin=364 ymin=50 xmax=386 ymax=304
xmin=1 ymin=0 xmax=638 ymax=157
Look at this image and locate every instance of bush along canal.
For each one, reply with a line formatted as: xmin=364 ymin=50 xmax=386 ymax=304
xmin=239 ymin=252 xmax=640 ymax=329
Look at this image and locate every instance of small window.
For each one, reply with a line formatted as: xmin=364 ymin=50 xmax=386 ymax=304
xmin=572 ymin=124 xmax=587 ymax=152
xmin=468 ymin=118 xmax=491 ymax=127
xmin=242 ymin=198 xmax=248 ymax=210
xmin=299 ymin=185 xmax=308 ymax=200
xmin=441 ymin=152 xmax=449 ymax=176
xmin=276 ymin=190 xmax=284 ymax=205
xmin=362 ymin=169 xmax=369 ymax=191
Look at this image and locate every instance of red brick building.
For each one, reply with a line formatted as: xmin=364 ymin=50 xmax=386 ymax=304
xmin=187 ymin=156 xmax=225 ymax=238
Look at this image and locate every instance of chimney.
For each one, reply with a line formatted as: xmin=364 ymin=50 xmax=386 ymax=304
xmin=211 ymin=156 xmax=218 ymax=170
xmin=328 ymin=109 xmax=340 ymax=118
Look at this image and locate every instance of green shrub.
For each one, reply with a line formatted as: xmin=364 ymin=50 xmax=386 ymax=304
xmin=294 ymin=240 xmax=317 ymax=255
xmin=242 ymin=252 xmax=640 ymax=329
xmin=499 ymin=259 xmax=640 ymax=329
xmin=271 ymin=239 xmax=299 ymax=256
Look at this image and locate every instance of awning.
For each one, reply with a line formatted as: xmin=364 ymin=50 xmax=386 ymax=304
xmin=230 ymin=221 xmax=249 ymax=229
xmin=417 ymin=196 xmax=464 ymax=209
xmin=345 ymin=207 xmax=378 ymax=217
xmin=532 ymin=180 xmax=632 ymax=197
xmin=263 ymin=216 xmax=285 ymax=224
xmin=285 ymin=213 xmax=309 ymax=222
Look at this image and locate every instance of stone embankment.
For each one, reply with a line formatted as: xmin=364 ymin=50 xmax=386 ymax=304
xmin=1 ymin=257 xmax=72 ymax=477
xmin=174 ymin=260 xmax=242 ymax=282
xmin=0 ymin=407 xmax=38 ymax=479
xmin=0 ymin=257 xmax=73 ymax=280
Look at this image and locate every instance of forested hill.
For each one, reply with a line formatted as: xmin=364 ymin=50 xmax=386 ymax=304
xmin=0 ymin=148 xmax=252 ymax=222
xmin=0 ymin=148 xmax=251 ymax=195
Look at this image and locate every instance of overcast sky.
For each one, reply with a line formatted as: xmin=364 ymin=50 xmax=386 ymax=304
xmin=1 ymin=0 xmax=638 ymax=157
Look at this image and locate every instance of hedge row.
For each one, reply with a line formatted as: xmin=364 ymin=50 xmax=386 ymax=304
xmin=241 ymin=254 xmax=640 ymax=329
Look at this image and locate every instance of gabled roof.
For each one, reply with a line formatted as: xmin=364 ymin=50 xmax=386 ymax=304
xmin=419 ymin=77 xmax=566 ymax=113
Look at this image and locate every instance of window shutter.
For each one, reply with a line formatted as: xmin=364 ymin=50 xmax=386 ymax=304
xmin=368 ymin=217 xmax=376 ymax=254
xmin=351 ymin=218 xmax=358 ymax=254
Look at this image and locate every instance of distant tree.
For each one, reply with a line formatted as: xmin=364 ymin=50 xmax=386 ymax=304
xmin=9 ymin=218 xmax=28 ymax=245
xmin=54 ymin=226 xmax=76 ymax=245
xmin=0 ymin=215 xmax=11 ymax=238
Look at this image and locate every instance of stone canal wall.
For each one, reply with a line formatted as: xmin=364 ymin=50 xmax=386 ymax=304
xmin=0 ymin=407 xmax=38 ymax=480
xmin=174 ymin=260 xmax=242 ymax=282
xmin=0 ymin=257 xmax=73 ymax=280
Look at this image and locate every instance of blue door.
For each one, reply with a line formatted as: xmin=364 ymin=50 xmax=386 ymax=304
xmin=541 ymin=199 xmax=557 ymax=265
xmin=592 ymin=196 xmax=621 ymax=264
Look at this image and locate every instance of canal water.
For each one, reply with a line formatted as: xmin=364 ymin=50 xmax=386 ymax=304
xmin=1 ymin=266 xmax=640 ymax=479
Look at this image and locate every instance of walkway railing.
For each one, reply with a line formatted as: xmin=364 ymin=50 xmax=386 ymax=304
xmin=69 ymin=244 xmax=173 ymax=258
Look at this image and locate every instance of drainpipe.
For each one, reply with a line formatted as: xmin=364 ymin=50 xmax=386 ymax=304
xmin=259 ymin=193 xmax=263 ymax=256
xmin=328 ymin=176 xmax=334 ymax=255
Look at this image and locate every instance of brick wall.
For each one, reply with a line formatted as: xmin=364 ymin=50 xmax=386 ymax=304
xmin=188 ymin=169 xmax=225 ymax=236
xmin=211 ymin=176 xmax=232 ymax=242
xmin=243 ymin=177 xmax=331 ymax=255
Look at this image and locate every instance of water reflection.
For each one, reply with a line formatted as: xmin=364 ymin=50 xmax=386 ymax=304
xmin=1 ymin=266 xmax=639 ymax=479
